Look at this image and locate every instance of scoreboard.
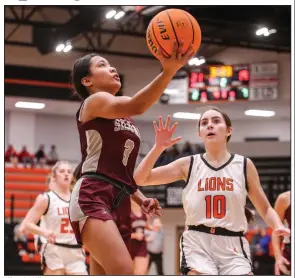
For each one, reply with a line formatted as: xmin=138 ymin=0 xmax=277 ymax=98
xmin=161 ymin=62 xmax=279 ymax=104
xmin=188 ymin=64 xmax=250 ymax=103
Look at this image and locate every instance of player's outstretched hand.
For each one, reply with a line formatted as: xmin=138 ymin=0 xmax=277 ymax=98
xmin=44 ymin=230 xmax=56 ymax=244
xmin=159 ymin=41 xmax=195 ymax=75
xmin=153 ymin=115 xmax=182 ymax=151
xmin=274 ymin=256 xmax=290 ymax=275
xmin=141 ymin=198 xmax=162 ymax=217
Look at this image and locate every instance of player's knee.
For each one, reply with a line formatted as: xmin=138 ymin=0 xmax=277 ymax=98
xmin=107 ymin=259 xmax=133 ymax=275
xmin=134 ymin=267 xmax=146 ymax=275
xmin=114 ymin=263 xmax=133 ymax=275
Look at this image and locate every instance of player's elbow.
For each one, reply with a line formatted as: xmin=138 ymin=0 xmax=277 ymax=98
xmin=134 ymin=176 xmax=148 ymax=186
xmin=131 ymin=105 xmax=146 ymax=116
xmin=128 ymin=100 xmax=149 ymax=115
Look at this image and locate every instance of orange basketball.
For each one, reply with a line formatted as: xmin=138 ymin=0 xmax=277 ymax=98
xmin=146 ymin=9 xmax=201 ymax=59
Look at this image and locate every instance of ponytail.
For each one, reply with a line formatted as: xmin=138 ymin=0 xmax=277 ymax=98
xmin=245 ymin=207 xmax=254 ymax=223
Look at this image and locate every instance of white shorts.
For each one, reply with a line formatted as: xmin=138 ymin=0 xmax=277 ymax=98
xmin=41 ymin=243 xmax=87 ymax=274
xmin=180 ymin=230 xmax=252 ymax=275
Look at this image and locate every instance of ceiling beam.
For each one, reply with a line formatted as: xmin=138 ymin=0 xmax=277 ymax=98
xmin=5 ymin=40 xmax=156 ymax=60
xmin=5 ymin=18 xmax=147 ymax=38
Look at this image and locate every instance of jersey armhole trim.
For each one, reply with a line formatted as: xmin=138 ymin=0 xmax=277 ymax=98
xmin=78 ymin=101 xmax=86 ymax=122
xmin=43 ymin=193 xmax=50 ymax=215
xmin=183 ymin=155 xmax=194 ymax=188
xmin=243 ymin=157 xmax=249 ymax=192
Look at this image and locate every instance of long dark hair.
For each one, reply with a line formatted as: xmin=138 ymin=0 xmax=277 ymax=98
xmin=245 ymin=207 xmax=254 ymax=223
xmin=71 ymin=53 xmax=99 ymax=101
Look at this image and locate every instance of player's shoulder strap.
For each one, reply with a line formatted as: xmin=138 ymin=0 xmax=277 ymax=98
xmin=42 ymin=191 xmax=51 ymax=216
xmin=243 ymin=156 xmax=249 ymax=192
xmin=183 ymin=154 xmax=200 ymax=188
xmin=76 ymin=100 xmax=87 ymax=122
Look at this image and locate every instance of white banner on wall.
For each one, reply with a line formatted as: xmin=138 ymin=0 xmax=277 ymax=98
xmin=249 ymin=62 xmax=279 ymax=100
xmin=161 ymin=77 xmax=189 ymax=104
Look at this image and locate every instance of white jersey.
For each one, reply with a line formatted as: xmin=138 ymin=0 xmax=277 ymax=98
xmin=40 ymin=191 xmax=78 ymax=245
xmin=182 ymin=153 xmax=248 ymax=232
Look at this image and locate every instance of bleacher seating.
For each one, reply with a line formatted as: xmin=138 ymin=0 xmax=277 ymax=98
xmin=5 ymin=167 xmax=50 ymax=221
xmin=4 ymin=166 xmax=90 ymax=274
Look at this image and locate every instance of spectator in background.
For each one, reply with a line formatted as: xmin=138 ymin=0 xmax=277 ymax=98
xmin=18 ymin=146 xmax=34 ymax=168
xmin=47 ymin=145 xmax=59 ymax=166
xmin=35 ymin=145 xmax=46 ymax=167
xmin=13 ymin=224 xmax=30 ymax=257
xmin=163 ymin=144 xmax=179 ymax=165
xmin=179 ymin=141 xmax=194 ymax=158
xmin=146 ymin=217 xmax=165 ymax=275
xmin=195 ymin=143 xmax=205 ymax=154
xmin=257 ymin=228 xmax=271 ymax=256
xmin=5 ymin=144 xmax=18 ymax=166
xmin=250 ymin=225 xmax=262 ymax=255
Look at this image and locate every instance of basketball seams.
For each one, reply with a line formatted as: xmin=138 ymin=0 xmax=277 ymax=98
xmin=166 ymin=10 xmax=180 ymax=48
xmin=146 ymin=8 xmax=201 ymax=60
xmin=184 ymin=12 xmax=195 ymax=49
xmin=151 ymin=20 xmax=171 ymax=58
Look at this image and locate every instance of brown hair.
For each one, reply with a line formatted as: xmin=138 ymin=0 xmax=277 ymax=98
xmin=198 ymin=106 xmax=232 ymax=142
xmin=245 ymin=207 xmax=254 ymax=223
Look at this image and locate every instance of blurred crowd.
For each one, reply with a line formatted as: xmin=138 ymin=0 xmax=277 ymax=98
xmin=5 ymin=144 xmax=59 ymax=168
xmin=154 ymin=142 xmax=205 ymax=167
xmin=246 ymin=225 xmax=276 ymax=274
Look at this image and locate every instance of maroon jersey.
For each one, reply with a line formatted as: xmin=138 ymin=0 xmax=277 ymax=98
xmin=130 ymin=211 xmax=148 ymax=259
xmin=76 ymin=108 xmax=140 ymax=192
xmin=131 ymin=212 xmax=147 ymax=235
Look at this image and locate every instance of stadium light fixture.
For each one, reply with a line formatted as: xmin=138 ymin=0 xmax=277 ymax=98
xmin=15 ymin=101 xmax=46 ymax=110
xmin=55 ymin=43 xmax=65 ymax=52
xmin=106 ymin=10 xmax=117 ymax=19
xmin=256 ymin=27 xmax=277 ymax=36
xmin=173 ymin=112 xmax=201 ymax=120
xmin=114 ymin=11 xmax=125 ymax=20
xmin=188 ymin=57 xmax=206 ymax=66
xmin=244 ymin=109 xmax=275 ymax=117
xmin=63 ymin=44 xmax=73 ymax=53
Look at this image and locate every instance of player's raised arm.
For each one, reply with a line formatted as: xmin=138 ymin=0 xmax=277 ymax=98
xmin=134 ymin=115 xmax=190 ymax=186
xmin=73 ymin=43 xmax=194 ymax=121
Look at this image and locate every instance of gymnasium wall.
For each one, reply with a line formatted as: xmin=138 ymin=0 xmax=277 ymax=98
xmin=5 ymin=45 xmax=291 ymax=100
xmin=5 ymin=111 xmax=290 ymax=161
xmin=5 ymin=111 xmax=9 ymax=148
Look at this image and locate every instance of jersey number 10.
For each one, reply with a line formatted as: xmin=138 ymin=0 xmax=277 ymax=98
xmin=205 ymin=195 xmax=226 ymax=219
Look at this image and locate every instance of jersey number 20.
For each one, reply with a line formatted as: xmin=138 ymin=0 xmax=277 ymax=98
xmin=205 ymin=195 xmax=226 ymax=219
xmin=122 ymin=139 xmax=135 ymax=166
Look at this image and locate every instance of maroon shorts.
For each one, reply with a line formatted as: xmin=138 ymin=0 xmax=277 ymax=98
xmin=129 ymin=239 xmax=148 ymax=259
xmin=69 ymin=177 xmax=132 ymax=251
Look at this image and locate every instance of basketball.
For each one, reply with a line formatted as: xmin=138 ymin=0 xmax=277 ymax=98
xmin=146 ymin=9 xmax=202 ymax=59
